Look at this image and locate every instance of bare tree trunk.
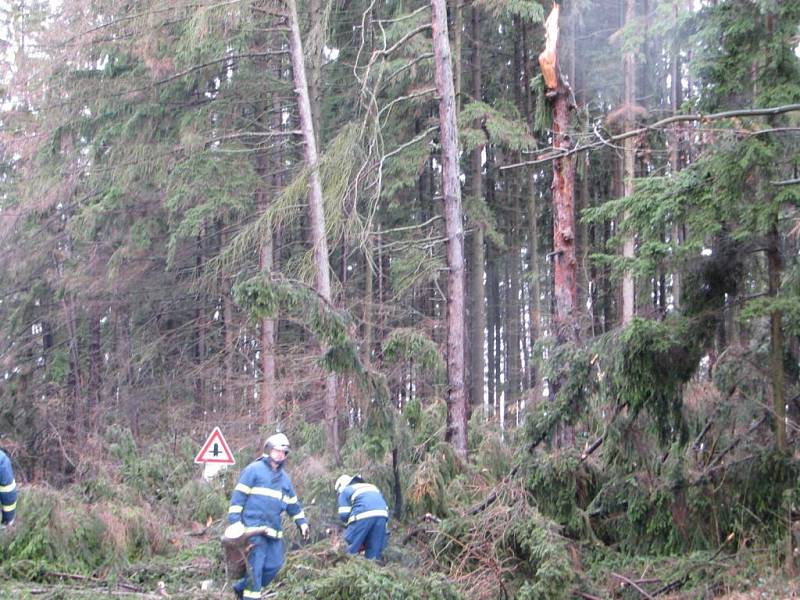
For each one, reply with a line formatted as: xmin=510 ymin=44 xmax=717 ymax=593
xmin=287 ymin=0 xmax=339 ymax=460
xmin=577 ymin=153 xmax=590 ymax=334
xmin=767 ymin=225 xmax=786 ymax=452
xmin=308 ymin=0 xmax=323 ymax=143
xmin=468 ymin=4 xmax=484 ymax=414
xmin=88 ymin=311 xmax=102 ymax=433
xmin=451 ymin=0 xmax=462 ymax=107
xmin=115 ymin=306 xmax=137 ymax=436
xmin=363 ymin=240 xmax=374 ymax=366
xmin=528 ymin=185 xmax=541 ymax=377
xmin=432 ymin=0 xmax=467 ymax=460
xmin=486 ymin=247 xmax=497 ymax=418
xmin=505 ymin=177 xmax=522 ymax=422
xmin=195 ymin=230 xmax=207 ymax=419
xmin=522 ymin=18 xmax=541 ymax=395
xmin=621 ymin=0 xmax=636 ymax=325
xmin=221 ymin=222 xmax=236 ymax=411
xmin=259 ymin=219 xmax=277 ymax=425
xmin=669 ymin=1 xmax=683 ymax=310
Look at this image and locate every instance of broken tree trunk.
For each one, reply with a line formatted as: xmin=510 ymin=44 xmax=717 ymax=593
xmin=539 ymin=4 xmax=577 ymax=448
xmin=539 ymin=4 xmax=577 ymax=345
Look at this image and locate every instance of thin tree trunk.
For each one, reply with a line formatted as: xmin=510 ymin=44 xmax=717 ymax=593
xmin=621 ymin=0 xmax=636 ymax=325
xmin=669 ymin=0 xmax=683 ymax=310
xmin=493 ymin=254 xmax=503 ymax=421
xmin=767 ymin=225 xmax=786 ymax=452
xmin=432 ymin=0 xmax=467 ymax=459
xmin=221 ymin=223 xmax=236 ymax=411
xmin=88 ymin=312 xmax=102 ymax=433
xmin=451 ymin=0 xmax=462 ymax=107
xmin=363 ymin=240 xmax=374 ymax=366
xmin=308 ymin=0 xmax=323 ymax=143
xmin=195 ymin=230 xmax=207 ymax=419
xmin=522 ymin=18 xmax=541 ymax=395
xmin=115 ymin=306 xmax=137 ymax=436
xmin=287 ymin=0 xmax=338 ymax=460
xmin=259 ymin=219 xmax=277 ymax=425
xmin=528 ymin=186 xmax=541 ymax=385
xmin=468 ymin=4 xmax=484 ymax=414
xmin=505 ymin=176 xmax=522 ymax=422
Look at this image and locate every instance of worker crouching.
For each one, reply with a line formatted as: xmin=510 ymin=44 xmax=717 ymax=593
xmin=334 ymin=474 xmax=389 ymax=560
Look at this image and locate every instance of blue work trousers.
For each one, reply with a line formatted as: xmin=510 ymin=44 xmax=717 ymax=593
xmin=344 ymin=516 xmax=388 ymax=560
xmin=233 ymin=536 xmax=284 ymax=599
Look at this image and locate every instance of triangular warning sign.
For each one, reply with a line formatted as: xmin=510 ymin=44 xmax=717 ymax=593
xmin=194 ymin=427 xmax=236 ymax=465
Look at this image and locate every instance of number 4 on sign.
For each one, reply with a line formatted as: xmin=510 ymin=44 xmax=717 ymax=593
xmin=194 ymin=427 xmax=236 ymax=465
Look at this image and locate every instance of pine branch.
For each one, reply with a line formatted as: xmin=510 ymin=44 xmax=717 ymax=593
xmin=374 ymin=23 xmax=432 ymax=58
xmin=501 ymin=103 xmax=800 ymax=170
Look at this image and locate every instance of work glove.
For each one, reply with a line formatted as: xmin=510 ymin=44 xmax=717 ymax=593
xmin=299 ymin=523 xmax=310 ymax=541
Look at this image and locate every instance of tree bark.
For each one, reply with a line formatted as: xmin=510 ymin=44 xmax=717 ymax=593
xmin=540 ymin=5 xmax=577 ymax=344
xmin=221 ymin=222 xmax=236 ymax=411
xmin=287 ymin=0 xmax=339 ymax=460
xmin=308 ymin=0 xmax=323 ymax=143
xmin=669 ymin=0 xmax=683 ymax=311
xmin=767 ymin=224 xmax=786 ymax=452
xmin=539 ymin=4 xmax=577 ymax=448
xmin=621 ymin=0 xmax=636 ymax=325
xmin=505 ymin=176 xmax=522 ymax=423
xmin=88 ymin=311 xmax=102 ymax=433
xmin=451 ymin=0 xmax=462 ymax=108
xmin=115 ymin=305 xmax=137 ymax=436
xmin=467 ymin=5 xmax=484 ymax=415
xmin=194 ymin=230 xmax=207 ymax=419
xmin=363 ymin=239 xmax=374 ymax=366
xmin=259 ymin=212 xmax=277 ymax=426
xmin=432 ymin=0 xmax=467 ymax=460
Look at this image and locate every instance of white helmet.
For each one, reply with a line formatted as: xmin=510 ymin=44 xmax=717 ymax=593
xmin=335 ymin=474 xmax=353 ymax=493
xmin=264 ymin=433 xmax=290 ymax=455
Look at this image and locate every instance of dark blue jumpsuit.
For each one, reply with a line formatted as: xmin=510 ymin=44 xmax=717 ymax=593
xmin=228 ymin=457 xmax=306 ymax=599
xmin=337 ymin=480 xmax=389 ymax=559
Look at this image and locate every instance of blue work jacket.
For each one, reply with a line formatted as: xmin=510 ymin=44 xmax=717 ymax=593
xmin=337 ymin=481 xmax=389 ymax=525
xmin=228 ymin=457 xmax=306 ymax=538
xmin=0 ymin=449 xmax=17 ymax=525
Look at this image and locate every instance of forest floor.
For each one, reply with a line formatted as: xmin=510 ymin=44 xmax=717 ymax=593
xmin=1 ymin=526 xmax=797 ymax=600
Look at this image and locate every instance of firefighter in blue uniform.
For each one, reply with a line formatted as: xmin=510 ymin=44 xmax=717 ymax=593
xmin=335 ymin=474 xmax=389 ymax=560
xmin=228 ymin=433 xmax=308 ymax=600
xmin=0 ymin=448 xmax=17 ymax=527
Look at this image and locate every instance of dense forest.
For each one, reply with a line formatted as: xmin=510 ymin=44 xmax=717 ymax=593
xmin=1 ymin=0 xmax=799 ymax=597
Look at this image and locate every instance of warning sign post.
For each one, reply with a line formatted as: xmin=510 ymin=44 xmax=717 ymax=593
xmin=194 ymin=426 xmax=236 ymax=465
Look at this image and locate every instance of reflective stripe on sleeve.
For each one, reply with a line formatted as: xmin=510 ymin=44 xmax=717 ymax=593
xmin=228 ymin=505 xmax=243 ymax=513
xmin=292 ymin=511 xmax=306 ymax=521
xmin=235 ymin=483 xmax=252 ymax=494
xmin=284 ymin=495 xmax=298 ymax=504
xmin=338 ymin=506 xmax=351 ymax=515
xmin=0 ymin=480 xmax=15 ymax=493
